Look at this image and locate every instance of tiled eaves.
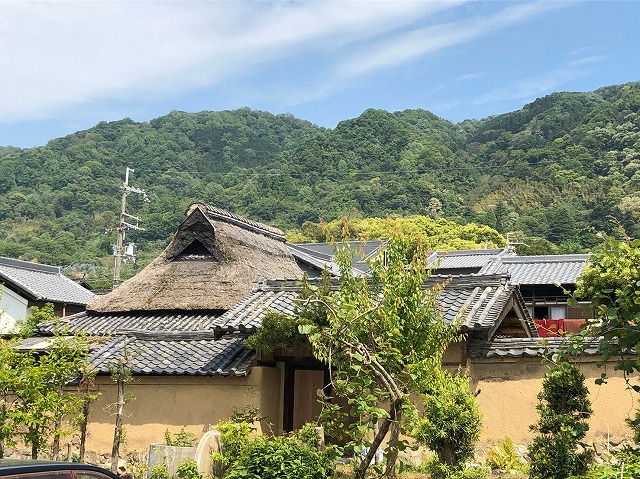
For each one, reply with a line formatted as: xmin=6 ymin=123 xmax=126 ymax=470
xmin=88 ymin=331 xmax=253 ymax=376
xmin=467 ymin=337 xmax=602 ymax=359
xmin=215 ymin=289 xmax=298 ymax=333
xmin=0 ymin=257 xmax=96 ymax=305
xmin=38 ymin=310 xmax=221 ymax=336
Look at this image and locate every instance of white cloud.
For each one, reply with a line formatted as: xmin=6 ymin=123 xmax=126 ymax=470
xmin=332 ymin=1 xmax=564 ymax=81
xmin=0 ymin=1 xmax=467 ymax=122
xmin=456 ymin=73 xmax=485 ymax=82
xmin=473 ymin=55 xmax=606 ymax=106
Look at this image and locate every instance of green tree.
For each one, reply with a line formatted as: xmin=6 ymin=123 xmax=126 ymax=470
xmin=528 ymin=360 xmax=593 ymax=479
xmin=293 ymin=239 xmax=460 ymax=479
xmin=412 ymin=371 xmax=482 ymax=475
xmin=574 ymin=234 xmax=640 ymax=383
xmin=10 ymin=306 xmax=88 ymax=459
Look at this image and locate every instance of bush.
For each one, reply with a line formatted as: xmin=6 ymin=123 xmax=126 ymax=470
xmin=224 ymin=434 xmax=335 ymax=479
xmin=413 ymin=371 xmax=481 ymax=473
xmin=528 ymin=360 xmax=593 ymax=479
xmin=175 ymin=459 xmax=201 ymax=479
xmin=582 ymin=448 xmax=640 ymax=478
xmin=486 ymin=437 xmax=527 ymax=473
xmin=210 ymin=420 xmax=252 ymax=477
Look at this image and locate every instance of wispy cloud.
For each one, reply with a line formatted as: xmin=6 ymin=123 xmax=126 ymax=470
xmin=456 ymin=73 xmax=485 ymax=82
xmin=473 ymin=54 xmax=606 ymax=106
xmin=332 ymin=1 xmax=565 ymax=81
xmin=0 ymin=1 xmax=466 ymax=122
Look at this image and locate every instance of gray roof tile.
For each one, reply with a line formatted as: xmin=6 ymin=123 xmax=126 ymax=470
xmin=215 ymin=274 xmax=532 ymax=336
xmin=480 ymin=254 xmax=590 ymax=285
xmin=426 ymin=248 xmax=514 ymax=270
xmin=38 ymin=310 xmax=220 ymax=335
xmin=0 ymin=256 xmax=95 ymax=305
xmin=88 ymin=331 xmax=253 ymax=376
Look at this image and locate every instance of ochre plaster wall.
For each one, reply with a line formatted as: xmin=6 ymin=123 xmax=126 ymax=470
xmin=85 ymin=366 xmax=282 ymax=454
xmin=469 ymin=358 xmax=635 ymax=446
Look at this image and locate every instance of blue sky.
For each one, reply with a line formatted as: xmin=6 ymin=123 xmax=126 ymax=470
xmin=1 ymin=1 xmax=639 ymax=148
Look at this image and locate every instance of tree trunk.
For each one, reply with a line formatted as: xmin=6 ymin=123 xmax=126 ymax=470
xmin=79 ymin=399 xmax=90 ymax=462
xmin=110 ymin=366 xmax=126 ymax=473
xmin=384 ymin=401 xmax=402 ymax=479
xmin=52 ymin=414 xmax=62 ymax=460
xmin=355 ymin=398 xmax=402 ymax=479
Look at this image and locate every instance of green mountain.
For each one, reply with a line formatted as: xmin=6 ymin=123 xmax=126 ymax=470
xmin=1 ymin=82 xmax=639 ymax=286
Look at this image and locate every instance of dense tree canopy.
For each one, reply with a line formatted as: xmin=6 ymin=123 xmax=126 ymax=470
xmin=574 ymin=234 xmax=640 ymax=383
xmin=1 ymin=82 xmax=639 ymax=287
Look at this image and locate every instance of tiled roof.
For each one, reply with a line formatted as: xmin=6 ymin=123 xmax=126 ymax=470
xmin=88 ymin=331 xmax=253 ymax=376
xmin=288 ymin=241 xmax=385 ymax=277
xmin=215 ymin=274 xmax=531 ymax=336
xmin=215 ymin=287 xmax=298 ymax=332
xmin=38 ymin=310 xmax=220 ymax=336
xmin=426 ymin=248 xmax=514 ymax=271
xmin=427 ymin=274 xmax=533 ymax=334
xmin=480 ymin=254 xmax=590 ymax=285
xmin=0 ymin=256 xmax=95 ymax=305
xmin=467 ymin=336 xmax=601 ymax=359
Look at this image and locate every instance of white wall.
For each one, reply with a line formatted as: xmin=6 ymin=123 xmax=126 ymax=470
xmin=0 ymin=284 xmax=29 ymax=334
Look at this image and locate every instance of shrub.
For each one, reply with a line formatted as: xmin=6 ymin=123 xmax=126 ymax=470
xmin=528 ymin=360 xmax=593 ymax=479
xmin=582 ymin=448 xmax=640 ymax=478
xmin=486 ymin=437 xmax=527 ymax=473
xmin=164 ymin=426 xmax=197 ymax=447
xmin=210 ymin=420 xmax=252 ymax=477
xmin=413 ymin=371 xmax=482 ymax=474
xmin=175 ymin=459 xmax=201 ymax=479
xmin=224 ymin=434 xmax=335 ymax=479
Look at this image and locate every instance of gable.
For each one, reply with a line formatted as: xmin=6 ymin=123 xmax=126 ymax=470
xmin=165 ymin=207 xmax=220 ymax=261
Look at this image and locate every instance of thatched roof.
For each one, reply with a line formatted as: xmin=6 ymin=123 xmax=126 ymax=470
xmin=88 ymin=203 xmax=303 ymax=313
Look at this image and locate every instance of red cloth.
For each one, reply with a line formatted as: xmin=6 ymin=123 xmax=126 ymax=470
xmin=534 ymin=319 xmax=564 ymax=337
xmin=562 ymin=319 xmax=585 ymax=334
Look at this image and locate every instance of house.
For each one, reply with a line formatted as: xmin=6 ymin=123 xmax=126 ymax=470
xmin=31 ymin=207 xmax=628 ymax=453
xmin=0 ymin=256 xmax=96 ymax=335
xmin=289 ymin=244 xmax=592 ymax=335
xmin=35 ymin=202 xmax=301 ymax=452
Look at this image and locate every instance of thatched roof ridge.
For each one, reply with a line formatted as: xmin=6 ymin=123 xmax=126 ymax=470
xmin=88 ymin=203 xmax=302 ymax=313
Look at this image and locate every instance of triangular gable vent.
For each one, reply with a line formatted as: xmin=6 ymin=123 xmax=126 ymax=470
xmin=176 ymin=240 xmax=217 ymax=261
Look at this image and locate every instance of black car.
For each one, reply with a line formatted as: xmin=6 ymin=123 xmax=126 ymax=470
xmin=0 ymin=460 xmax=121 ymax=479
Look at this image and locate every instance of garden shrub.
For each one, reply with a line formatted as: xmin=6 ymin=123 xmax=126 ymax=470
xmin=175 ymin=459 xmax=201 ymax=479
xmin=224 ymin=433 xmax=336 ymax=479
xmin=210 ymin=420 xmax=252 ymax=477
xmin=486 ymin=436 xmax=527 ymax=473
xmin=582 ymin=448 xmax=640 ymax=479
xmin=528 ymin=360 xmax=593 ymax=479
xmin=412 ymin=371 xmax=481 ymax=476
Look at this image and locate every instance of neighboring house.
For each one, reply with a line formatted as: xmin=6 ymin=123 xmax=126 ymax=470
xmin=479 ymin=254 xmax=591 ymax=320
xmin=290 ymin=244 xmax=592 ymax=334
xmin=287 ymin=240 xmax=385 ymax=277
xmin=0 ymin=256 xmax=95 ymax=335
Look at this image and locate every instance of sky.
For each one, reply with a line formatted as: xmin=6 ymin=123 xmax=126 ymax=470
xmin=1 ymin=0 xmax=639 ymax=148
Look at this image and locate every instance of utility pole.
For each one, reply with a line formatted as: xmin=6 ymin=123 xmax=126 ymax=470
xmin=113 ymin=167 xmax=148 ymax=289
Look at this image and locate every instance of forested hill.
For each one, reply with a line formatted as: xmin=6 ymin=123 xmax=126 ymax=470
xmin=1 ymin=82 xmax=639 ymax=286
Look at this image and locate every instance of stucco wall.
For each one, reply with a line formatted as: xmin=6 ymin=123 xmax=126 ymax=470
xmin=469 ymin=357 xmax=635 ymax=446
xmin=85 ymin=366 xmax=282 ymax=454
